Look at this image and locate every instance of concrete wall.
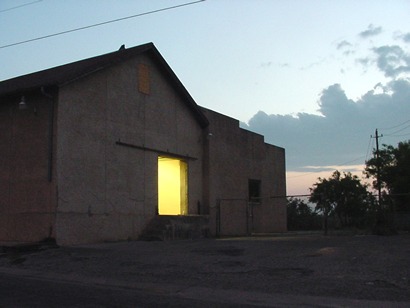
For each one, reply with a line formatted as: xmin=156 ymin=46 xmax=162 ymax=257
xmin=0 ymin=51 xmax=286 ymax=244
xmin=56 ymin=54 xmax=204 ymax=245
xmin=0 ymin=94 xmax=57 ymax=242
xmin=201 ymin=108 xmax=287 ymax=236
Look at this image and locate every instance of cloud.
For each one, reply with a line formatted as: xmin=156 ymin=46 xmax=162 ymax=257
xmin=373 ymin=45 xmax=410 ymax=77
xmin=318 ymin=84 xmax=357 ymax=118
xmin=242 ymin=79 xmax=410 ymax=172
xmin=301 ymin=164 xmax=364 ymax=173
xmin=260 ymin=61 xmax=272 ymax=68
xmin=342 ymin=50 xmax=355 ymax=56
xmin=359 ymin=24 xmax=382 ymax=38
xmin=394 ymin=32 xmax=410 ymax=43
xmin=356 ymin=57 xmax=371 ymax=66
xmin=286 ymin=164 xmax=370 ymax=195
xmin=299 ymin=58 xmax=326 ymax=70
xmin=335 ymin=40 xmax=355 ymax=57
xmin=355 ymin=44 xmax=410 ymax=78
xmin=241 ymin=38 xmax=410 ymax=193
xmin=337 ymin=40 xmax=352 ymax=50
xmin=260 ymin=62 xmax=290 ymax=69
xmin=279 ymin=62 xmax=290 ymax=68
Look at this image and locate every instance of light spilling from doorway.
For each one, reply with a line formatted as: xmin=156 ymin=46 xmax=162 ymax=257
xmin=158 ymin=157 xmax=188 ymax=215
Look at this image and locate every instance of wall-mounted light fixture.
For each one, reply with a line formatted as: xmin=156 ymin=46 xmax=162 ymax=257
xmin=19 ymin=96 xmax=27 ymax=110
xmin=18 ymin=95 xmax=37 ymax=114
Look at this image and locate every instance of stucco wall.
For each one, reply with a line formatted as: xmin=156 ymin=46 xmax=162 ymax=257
xmin=252 ymin=144 xmax=287 ymax=233
xmin=0 ymin=94 xmax=57 ymax=242
xmin=201 ymin=108 xmax=287 ymax=236
xmin=56 ymin=54 xmax=204 ymax=245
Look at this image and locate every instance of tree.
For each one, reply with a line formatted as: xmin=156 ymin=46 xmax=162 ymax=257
xmin=309 ymin=170 xmax=373 ymax=234
xmin=365 ymin=140 xmax=410 ymax=211
xmin=287 ymin=198 xmax=321 ymax=230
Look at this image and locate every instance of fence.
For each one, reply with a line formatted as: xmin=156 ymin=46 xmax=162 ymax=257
xmin=286 ymin=192 xmax=410 ymax=232
xmin=215 ymin=196 xmax=285 ymax=237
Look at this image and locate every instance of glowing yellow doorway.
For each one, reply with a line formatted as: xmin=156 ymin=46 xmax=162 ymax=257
xmin=158 ymin=157 xmax=188 ymax=215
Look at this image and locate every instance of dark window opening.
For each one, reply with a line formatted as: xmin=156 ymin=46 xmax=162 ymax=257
xmin=249 ymin=179 xmax=261 ymax=203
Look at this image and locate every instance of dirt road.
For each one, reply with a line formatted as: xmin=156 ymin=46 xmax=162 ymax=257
xmin=1 ymin=234 xmax=409 ymax=307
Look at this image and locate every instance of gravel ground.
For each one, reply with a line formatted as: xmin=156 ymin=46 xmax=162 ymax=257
xmin=1 ymin=234 xmax=409 ymax=305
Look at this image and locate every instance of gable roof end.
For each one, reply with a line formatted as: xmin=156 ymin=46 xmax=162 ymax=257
xmin=0 ymin=43 xmax=209 ymax=128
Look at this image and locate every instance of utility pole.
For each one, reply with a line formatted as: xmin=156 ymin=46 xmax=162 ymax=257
xmin=373 ymin=128 xmax=395 ymax=234
xmin=374 ymin=129 xmax=382 ymax=206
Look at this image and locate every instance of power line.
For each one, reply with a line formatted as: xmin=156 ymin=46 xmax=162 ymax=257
xmin=384 ymin=124 xmax=410 ymax=136
xmin=288 ymin=131 xmax=378 ymax=180
xmin=337 ymin=156 xmax=367 ymax=166
xmin=286 ymin=171 xmax=317 ymax=179
xmin=380 ymin=119 xmax=410 ymax=131
xmin=365 ymin=134 xmax=374 ymax=162
xmin=284 ymin=191 xmax=410 ymax=200
xmin=0 ymin=0 xmax=42 ymax=13
xmin=287 ymin=134 xmax=376 ymax=180
xmin=384 ymin=132 xmax=410 ymax=138
xmin=287 ymin=155 xmax=368 ymax=179
xmin=0 ymin=0 xmax=205 ymax=49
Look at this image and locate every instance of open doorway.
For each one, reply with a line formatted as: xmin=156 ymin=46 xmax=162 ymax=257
xmin=158 ymin=156 xmax=188 ymax=215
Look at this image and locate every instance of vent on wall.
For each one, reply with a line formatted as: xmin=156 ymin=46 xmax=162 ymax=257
xmin=138 ymin=63 xmax=150 ymax=95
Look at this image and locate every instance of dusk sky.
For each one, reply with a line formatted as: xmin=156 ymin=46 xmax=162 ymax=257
xmin=1 ymin=0 xmax=409 ymax=196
